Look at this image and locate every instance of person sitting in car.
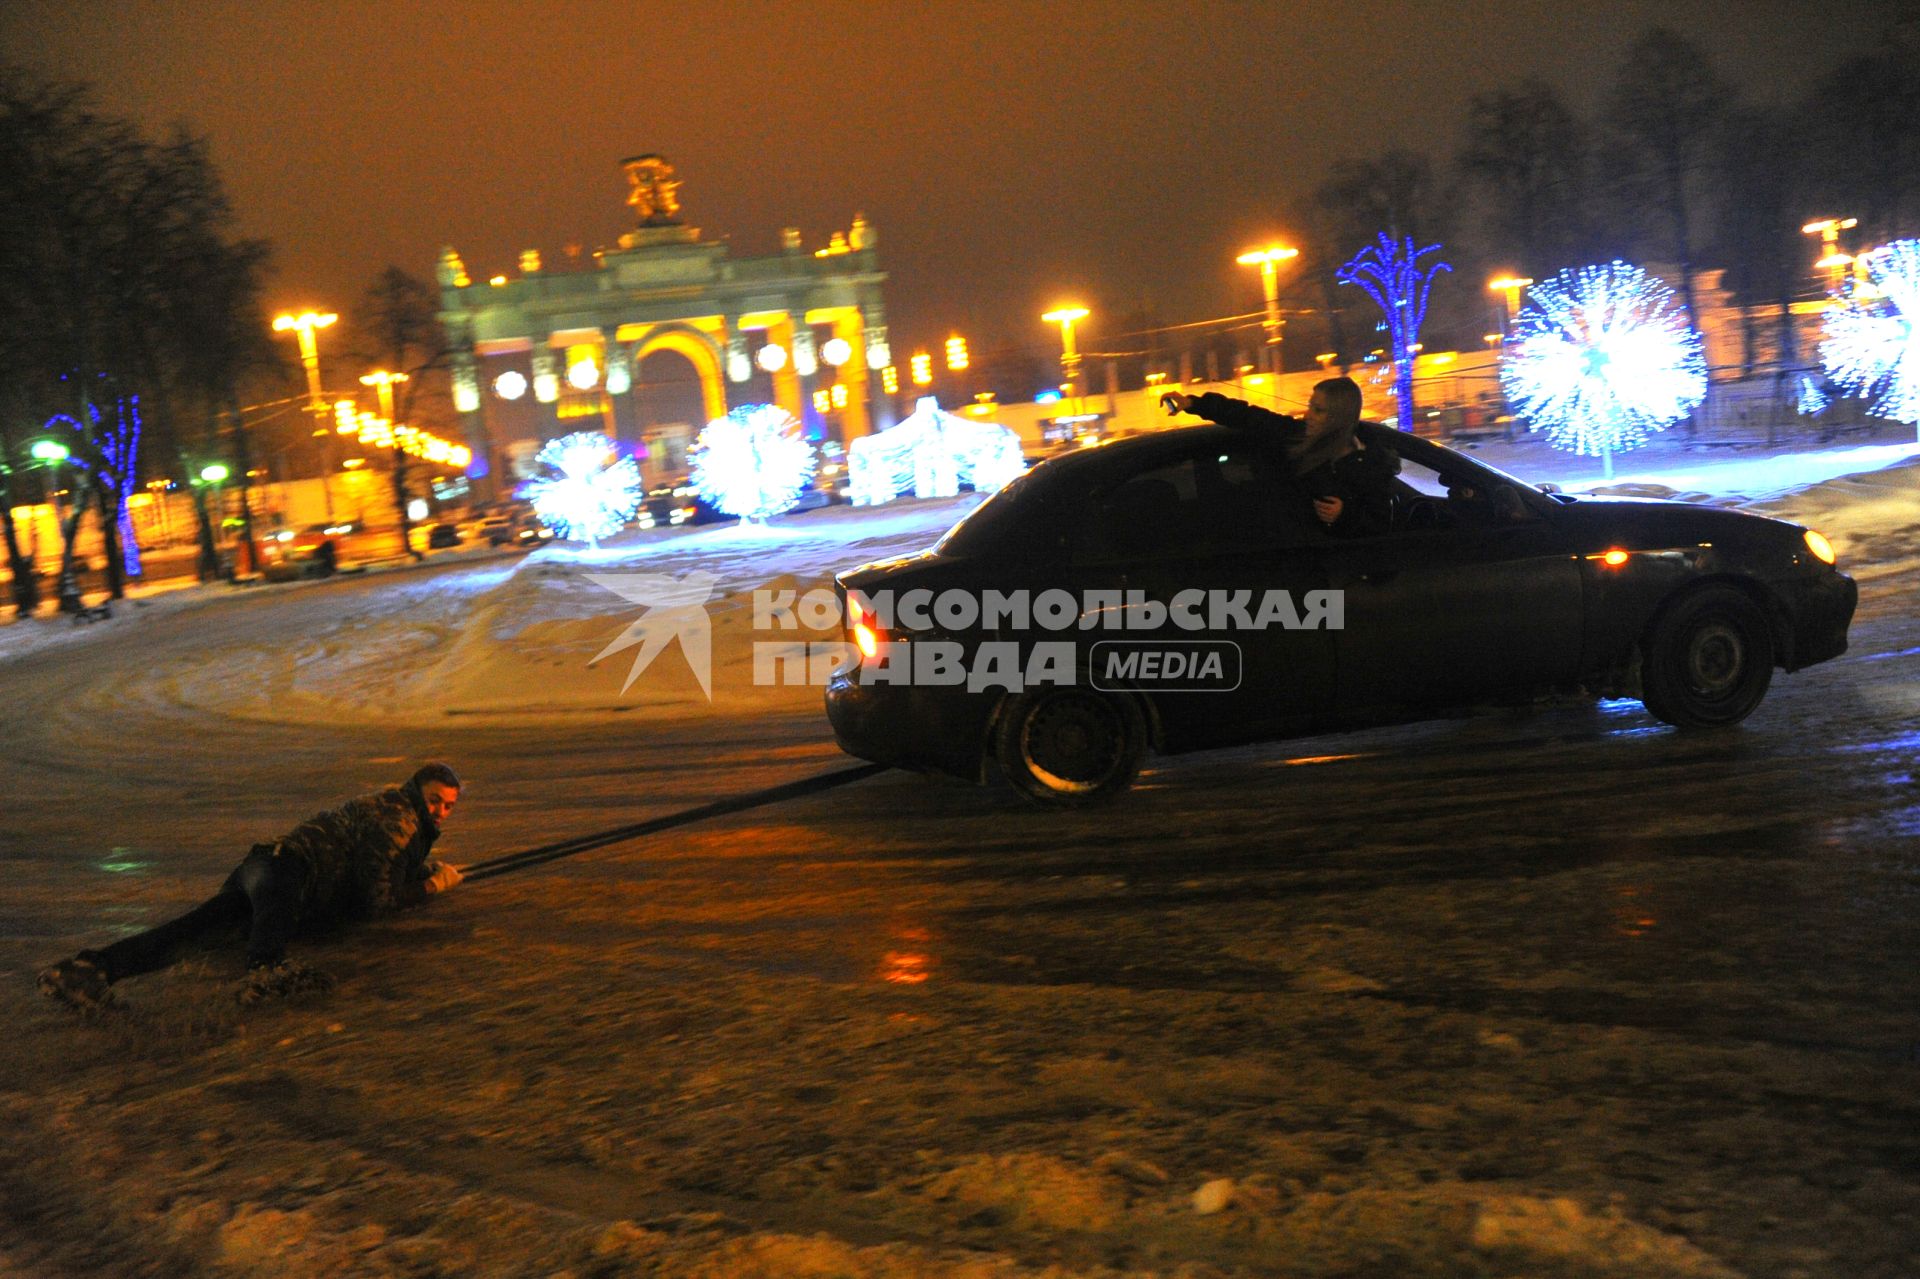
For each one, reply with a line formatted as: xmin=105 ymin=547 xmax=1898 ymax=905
xmin=1162 ymin=376 xmax=1398 ymax=538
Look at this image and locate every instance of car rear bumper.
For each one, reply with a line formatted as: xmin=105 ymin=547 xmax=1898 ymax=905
xmin=824 ymin=673 xmax=994 ymax=782
xmin=1786 ymin=570 xmax=1857 ymax=670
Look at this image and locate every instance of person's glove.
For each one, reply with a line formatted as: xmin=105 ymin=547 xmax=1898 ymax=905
xmin=424 ymin=862 xmax=465 ymax=894
xmin=1160 ymin=392 xmax=1191 ymax=416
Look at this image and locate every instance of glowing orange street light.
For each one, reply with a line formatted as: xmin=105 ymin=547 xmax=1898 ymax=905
xmin=359 ymin=369 xmax=410 ymax=424
xmin=274 ymin=311 xmax=340 ymax=520
xmin=1042 ymin=306 xmax=1089 ymax=411
xmin=1802 ymin=217 xmax=1858 ymax=294
xmin=1488 ymin=276 xmax=1533 ymax=334
xmin=1236 ymin=245 xmax=1298 ymax=372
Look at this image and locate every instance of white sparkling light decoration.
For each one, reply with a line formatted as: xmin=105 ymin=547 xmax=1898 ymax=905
xmin=756 ymin=343 xmax=788 ymax=373
xmin=494 ymin=370 xmax=528 ymax=400
xmin=821 ymin=337 xmax=853 ymax=367
xmin=1797 ymin=376 xmax=1829 ymax=418
xmin=1501 ymin=261 xmax=1707 ymax=467
xmin=567 ymin=357 xmax=600 ymax=390
xmin=533 ymin=373 xmax=560 ymax=403
xmin=689 ymin=404 xmax=816 ymax=522
xmin=847 ymin=396 xmax=1026 ymax=506
xmin=605 ymin=362 xmax=632 ymax=395
xmin=524 ymin=431 xmax=643 ymax=544
xmin=1821 ymin=238 xmax=1920 ymax=426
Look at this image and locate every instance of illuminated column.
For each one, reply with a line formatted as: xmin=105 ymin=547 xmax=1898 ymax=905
xmin=757 ymin=315 xmax=803 ymax=423
xmin=791 ymin=325 xmax=819 ymax=435
xmin=864 ymin=309 xmax=894 ymax=431
xmin=832 ymin=314 xmax=872 ymax=441
xmin=604 ymin=339 xmax=636 ymax=444
xmin=726 ymin=330 xmax=752 ymax=385
xmin=450 ymin=350 xmax=495 ymax=500
xmin=530 ymin=344 xmax=560 ymax=435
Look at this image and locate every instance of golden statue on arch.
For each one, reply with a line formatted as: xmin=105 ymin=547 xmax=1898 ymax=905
xmin=622 ymin=154 xmax=683 ymax=226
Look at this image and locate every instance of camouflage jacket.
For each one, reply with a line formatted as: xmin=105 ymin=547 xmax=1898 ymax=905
xmin=236 ymin=782 xmax=443 ymax=930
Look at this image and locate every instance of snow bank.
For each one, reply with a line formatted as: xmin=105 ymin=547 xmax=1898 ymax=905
xmin=165 ymin=497 xmax=983 ymax=726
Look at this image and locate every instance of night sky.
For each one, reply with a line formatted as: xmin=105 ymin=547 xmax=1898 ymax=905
xmin=4 ymin=1 xmax=1904 ymax=358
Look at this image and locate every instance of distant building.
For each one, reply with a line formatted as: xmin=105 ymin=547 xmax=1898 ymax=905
xmin=438 ymin=155 xmax=892 ymax=497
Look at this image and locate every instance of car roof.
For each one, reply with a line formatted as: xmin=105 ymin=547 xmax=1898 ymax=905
xmin=1030 ymin=421 xmax=1542 ymax=492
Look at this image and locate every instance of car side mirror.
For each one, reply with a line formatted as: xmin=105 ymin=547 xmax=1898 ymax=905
xmin=1538 ymin=482 xmax=1562 ymax=495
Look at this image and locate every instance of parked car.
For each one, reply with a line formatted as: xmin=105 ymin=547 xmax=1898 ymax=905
xmin=427 ymin=523 xmax=462 ymax=549
xmin=259 ymin=522 xmax=354 ymax=580
xmin=481 ymin=511 xmax=554 ymax=548
xmin=825 ymin=423 xmax=1857 ymax=805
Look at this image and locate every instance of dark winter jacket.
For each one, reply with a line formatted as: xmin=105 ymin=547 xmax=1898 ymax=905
xmin=226 ymin=779 xmax=444 ymax=931
xmin=1187 ymin=392 xmax=1401 ymax=537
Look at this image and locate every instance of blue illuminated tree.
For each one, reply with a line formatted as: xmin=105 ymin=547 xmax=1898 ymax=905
xmin=1500 ymin=261 xmax=1707 ymax=478
xmin=1821 ymin=238 xmax=1920 ymax=430
xmin=1336 ymin=234 xmax=1450 ymax=432
xmin=44 ymin=394 xmax=144 ymax=579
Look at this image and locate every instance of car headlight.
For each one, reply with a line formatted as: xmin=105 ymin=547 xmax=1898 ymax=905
xmin=1803 ymin=529 xmax=1836 ymax=565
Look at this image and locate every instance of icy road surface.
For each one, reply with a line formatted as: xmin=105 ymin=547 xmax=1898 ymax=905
xmin=1 ymin=486 xmax=1918 ymax=1278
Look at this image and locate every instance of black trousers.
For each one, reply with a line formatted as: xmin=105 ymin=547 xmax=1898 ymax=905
xmin=88 ymin=851 xmax=306 ymax=982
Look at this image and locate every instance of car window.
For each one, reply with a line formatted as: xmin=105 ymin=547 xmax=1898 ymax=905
xmin=1072 ymin=442 xmax=1320 ymax=563
xmin=1386 ymin=450 xmax=1540 ymax=533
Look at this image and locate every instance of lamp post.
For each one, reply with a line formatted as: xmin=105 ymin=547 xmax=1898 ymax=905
xmin=29 ymin=440 xmax=81 ymax=610
xmin=361 ymin=369 xmax=420 ymax=556
xmin=273 ymin=310 xmax=339 ymax=522
xmin=1042 ymin=306 xmax=1089 ymax=415
xmin=1236 ymin=245 xmax=1298 ymax=373
xmin=1801 ymin=217 xmax=1858 ymax=295
xmin=1488 ymin=276 xmax=1533 ymax=337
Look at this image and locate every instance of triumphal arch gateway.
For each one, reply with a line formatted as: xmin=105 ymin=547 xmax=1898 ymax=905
xmin=437 ymin=155 xmax=892 ymax=495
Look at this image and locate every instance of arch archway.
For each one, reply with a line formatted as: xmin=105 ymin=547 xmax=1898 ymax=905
xmin=629 ymin=324 xmax=727 ymax=425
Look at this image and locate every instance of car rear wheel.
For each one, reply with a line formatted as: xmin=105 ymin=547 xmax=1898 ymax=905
xmin=1640 ymin=584 xmax=1774 ymax=729
xmin=994 ymin=688 xmax=1145 ymax=806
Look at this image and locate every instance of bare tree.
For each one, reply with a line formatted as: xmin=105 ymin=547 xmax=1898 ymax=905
xmin=354 ymin=266 xmax=450 ymax=560
xmin=1604 ymin=27 xmax=1730 ymax=330
xmin=1456 ymin=80 xmax=1594 ymax=277
xmin=1313 ymin=149 xmax=1450 ymax=254
xmin=0 ymin=66 xmax=270 ymax=602
xmin=1800 ymin=41 xmax=1920 ymax=244
xmin=1715 ymin=105 xmax=1814 ymax=375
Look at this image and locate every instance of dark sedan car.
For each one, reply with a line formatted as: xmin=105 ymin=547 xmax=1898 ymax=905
xmin=825 ymin=423 xmax=1856 ymax=805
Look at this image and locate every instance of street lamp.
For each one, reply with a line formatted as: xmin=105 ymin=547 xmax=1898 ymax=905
xmin=1236 ymin=245 xmax=1299 ymax=373
xmin=1802 ymin=217 xmax=1858 ymax=295
xmin=1042 ymin=306 xmax=1090 ymax=413
xmin=359 ymin=369 xmax=410 ymax=423
xmin=1488 ymin=276 xmax=1533 ymax=336
xmin=273 ymin=310 xmax=340 ymax=521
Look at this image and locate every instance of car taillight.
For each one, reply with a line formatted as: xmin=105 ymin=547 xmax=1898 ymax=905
xmin=847 ymin=594 xmax=881 ymax=659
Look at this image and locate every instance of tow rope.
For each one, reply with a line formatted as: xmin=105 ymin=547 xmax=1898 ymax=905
xmin=460 ymin=762 xmax=890 ymax=883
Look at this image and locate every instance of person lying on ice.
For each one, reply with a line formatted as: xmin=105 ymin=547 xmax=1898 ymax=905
xmin=38 ymin=762 xmax=466 ymax=1009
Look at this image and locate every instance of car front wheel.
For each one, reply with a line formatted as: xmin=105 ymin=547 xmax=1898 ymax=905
xmin=1640 ymin=584 xmax=1774 ymax=729
xmin=994 ymin=688 xmax=1146 ymax=806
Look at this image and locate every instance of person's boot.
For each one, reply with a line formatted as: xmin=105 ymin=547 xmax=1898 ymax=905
xmin=37 ymin=952 xmax=116 ymax=1012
